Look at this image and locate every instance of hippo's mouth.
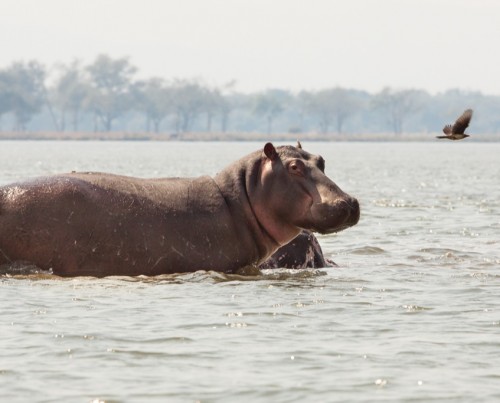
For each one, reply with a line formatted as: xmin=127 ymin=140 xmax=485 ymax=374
xmin=308 ymin=198 xmax=360 ymax=234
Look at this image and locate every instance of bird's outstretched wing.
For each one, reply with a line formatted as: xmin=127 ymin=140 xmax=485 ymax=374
xmin=442 ymin=125 xmax=452 ymax=135
xmin=452 ymin=109 xmax=473 ymax=134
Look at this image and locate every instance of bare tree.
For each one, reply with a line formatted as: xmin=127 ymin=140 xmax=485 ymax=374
xmin=216 ymin=80 xmax=237 ymax=132
xmin=51 ymin=60 xmax=90 ymax=131
xmin=86 ymin=54 xmax=137 ymax=131
xmin=307 ymin=87 xmax=360 ymax=134
xmin=0 ymin=61 xmax=46 ymax=131
xmin=253 ymin=90 xmax=286 ymax=134
xmin=170 ymin=79 xmax=206 ymax=133
xmin=0 ymin=71 xmax=11 ymax=126
xmin=133 ymin=77 xmax=173 ymax=133
xmin=201 ymin=87 xmax=222 ymax=132
xmin=372 ymin=87 xmax=424 ymax=134
xmin=294 ymin=90 xmax=314 ymax=133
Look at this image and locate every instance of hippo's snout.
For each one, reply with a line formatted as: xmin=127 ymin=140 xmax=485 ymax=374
xmin=343 ymin=196 xmax=360 ymax=227
xmin=310 ymin=195 xmax=360 ymax=234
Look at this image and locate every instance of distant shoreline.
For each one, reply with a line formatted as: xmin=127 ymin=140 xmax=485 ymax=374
xmin=0 ymin=131 xmax=499 ymax=142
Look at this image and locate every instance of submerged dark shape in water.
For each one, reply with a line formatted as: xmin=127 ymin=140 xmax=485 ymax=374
xmin=0 ymin=142 xmax=359 ymax=277
xmin=259 ymin=230 xmax=335 ymax=269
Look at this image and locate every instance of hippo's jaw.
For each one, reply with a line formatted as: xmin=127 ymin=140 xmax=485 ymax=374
xmin=306 ymin=196 xmax=360 ymax=234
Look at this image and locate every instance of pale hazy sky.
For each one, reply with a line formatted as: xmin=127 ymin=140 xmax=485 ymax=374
xmin=1 ymin=0 xmax=500 ymax=94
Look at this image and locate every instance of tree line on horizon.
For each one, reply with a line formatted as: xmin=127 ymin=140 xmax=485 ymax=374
xmin=1 ymin=54 xmax=500 ymax=136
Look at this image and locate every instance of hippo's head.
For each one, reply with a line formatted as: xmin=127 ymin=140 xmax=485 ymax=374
xmin=250 ymin=142 xmax=360 ymax=246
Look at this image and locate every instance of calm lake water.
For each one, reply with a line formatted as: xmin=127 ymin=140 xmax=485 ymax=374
xmin=1 ymin=140 xmax=499 ymax=403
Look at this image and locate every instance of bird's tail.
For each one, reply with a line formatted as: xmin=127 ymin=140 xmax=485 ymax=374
xmin=435 ymin=136 xmax=449 ymax=139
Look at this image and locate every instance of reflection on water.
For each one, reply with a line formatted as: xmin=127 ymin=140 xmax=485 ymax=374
xmin=1 ymin=141 xmax=500 ymax=402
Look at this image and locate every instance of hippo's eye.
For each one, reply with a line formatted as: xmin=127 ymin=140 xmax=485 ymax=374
xmin=288 ymin=160 xmax=305 ymax=177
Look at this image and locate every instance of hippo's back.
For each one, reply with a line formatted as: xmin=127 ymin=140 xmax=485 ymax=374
xmin=0 ymin=173 xmax=247 ymax=276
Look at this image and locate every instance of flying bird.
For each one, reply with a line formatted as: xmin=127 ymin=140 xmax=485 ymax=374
xmin=436 ymin=109 xmax=473 ymax=140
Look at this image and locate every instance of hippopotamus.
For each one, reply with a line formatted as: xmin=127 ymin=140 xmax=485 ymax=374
xmin=259 ymin=230 xmax=335 ymax=269
xmin=0 ymin=142 xmax=359 ymax=277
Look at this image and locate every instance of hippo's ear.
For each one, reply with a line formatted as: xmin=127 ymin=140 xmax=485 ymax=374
xmin=296 ymin=140 xmax=302 ymax=149
xmin=264 ymin=142 xmax=279 ymax=161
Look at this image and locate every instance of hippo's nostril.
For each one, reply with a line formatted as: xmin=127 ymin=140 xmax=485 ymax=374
xmin=350 ymin=197 xmax=360 ymax=212
xmin=342 ymin=197 xmax=360 ymax=225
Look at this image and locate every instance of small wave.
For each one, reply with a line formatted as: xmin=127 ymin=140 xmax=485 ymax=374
xmin=348 ymin=246 xmax=386 ymax=255
xmin=372 ymin=199 xmax=421 ymax=208
xmin=400 ymin=304 xmax=433 ymax=313
xmin=177 ymin=268 xmax=327 ymax=283
xmin=1 ymin=264 xmax=327 ymax=284
xmin=413 ymin=248 xmax=482 ymax=263
xmin=0 ymin=262 xmax=53 ymax=278
xmin=419 ymin=247 xmax=461 ymax=254
xmin=258 ymin=268 xmax=327 ymax=280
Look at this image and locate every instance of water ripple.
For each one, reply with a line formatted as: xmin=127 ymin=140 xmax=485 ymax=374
xmin=2 ymin=142 xmax=500 ymax=402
